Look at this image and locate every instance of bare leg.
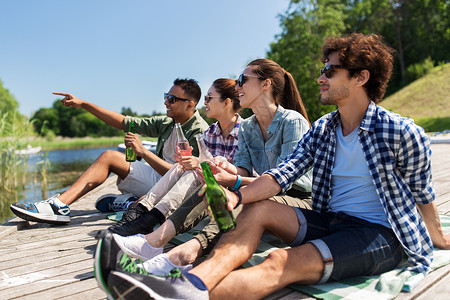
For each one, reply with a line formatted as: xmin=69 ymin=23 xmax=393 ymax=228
xmin=188 ymin=200 xmax=324 ymax=295
xmin=145 ymin=219 xmax=177 ymax=248
xmin=166 ymin=238 xmax=203 ymax=266
xmin=210 ymin=244 xmax=323 ymax=299
xmin=58 ymin=150 xmax=131 ymax=205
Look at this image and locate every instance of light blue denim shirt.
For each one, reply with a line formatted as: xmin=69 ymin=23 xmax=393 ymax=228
xmin=233 ymin=105 xmax=312 ymax=192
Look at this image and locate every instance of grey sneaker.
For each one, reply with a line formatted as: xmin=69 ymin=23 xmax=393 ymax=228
xmin=9 ymin=194 xmax=70 ymax=225
xmin=94 ymin=230 xmax=147 ymax=297
xmin=107 ymin=268 xmax=208 ymax=300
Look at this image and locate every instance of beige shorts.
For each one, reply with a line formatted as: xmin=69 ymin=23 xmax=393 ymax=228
xmin=116 ymin=161 xmax=162 ymax=197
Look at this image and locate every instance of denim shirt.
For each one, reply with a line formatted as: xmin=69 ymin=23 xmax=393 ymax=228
xmin=266 ymin=102 xmax=434 ymax=274
xmin=233 ymin=105 xmax=312 ymax=192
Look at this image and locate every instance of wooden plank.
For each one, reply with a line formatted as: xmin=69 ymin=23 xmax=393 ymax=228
xmin=14 ymin=277 xmax=104 ymax=300
xmin=415 ymin=271 xmax=450 ymax=299
xmin=0 ymin=252 xmax=92 ymax=283
xmin=0 ymin=259 xmax=93 ymax=295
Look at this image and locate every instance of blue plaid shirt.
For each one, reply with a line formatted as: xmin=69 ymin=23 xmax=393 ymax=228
xmin=266 ymin=102 xmax=434 ymax=274
xmin=203 ymin=114 xmax=242 ymax=163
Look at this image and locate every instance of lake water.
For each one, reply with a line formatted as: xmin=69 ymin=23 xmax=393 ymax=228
xmin=0 ymin=147 xmax=116 ymax=224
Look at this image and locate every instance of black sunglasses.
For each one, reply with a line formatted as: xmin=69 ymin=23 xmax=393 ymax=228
xmin=320 ymin=65 xmax=345 ymax=78
xmin=204 ymin=95 xmax=222 ymax=104
xmin=164 ymin=93 xmax=191 ymax=104
xmin=236 ymin=73 xmax=260 ymax=87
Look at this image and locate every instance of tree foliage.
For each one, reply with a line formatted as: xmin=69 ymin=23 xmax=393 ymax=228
xmin=31 ymin=99 xmax=123 ymax=137
xmin=267 ymin=0 xmax=450 ymax=122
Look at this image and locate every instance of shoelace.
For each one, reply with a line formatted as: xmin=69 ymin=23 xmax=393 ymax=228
xmin=167 ymin=268 xmax=182 ymax=278
xmin=36 ymin=194 xmax=61 ymax=205
xmin=110 ymin=198 xmax=134 ymax=211
xmin=119 ymin=253 xmax=147 ymax=275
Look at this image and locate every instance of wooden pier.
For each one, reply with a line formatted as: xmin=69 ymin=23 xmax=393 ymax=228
xmin=1 ymin=143 xmax=449 ymax=299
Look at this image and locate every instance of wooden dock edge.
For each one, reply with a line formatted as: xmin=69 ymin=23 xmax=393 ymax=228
xmin=0 ymin=175 xmax=119 ymax=240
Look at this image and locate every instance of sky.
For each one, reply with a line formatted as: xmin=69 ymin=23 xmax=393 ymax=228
xmin=0 ymin=0 xmax=291 ymax=117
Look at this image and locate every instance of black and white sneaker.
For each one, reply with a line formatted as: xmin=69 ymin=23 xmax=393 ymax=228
xmin=107 ymin=268 xmax=209 ymax=300
xmin=108 ymin=211 xmax=160 ymax=236
xmin=10 ymin=195 xmax=70 ymax=225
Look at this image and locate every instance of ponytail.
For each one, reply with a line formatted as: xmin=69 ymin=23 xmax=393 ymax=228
xmin=282 ymin=71 xmax=310 ymax=125
xmin=248 ymin=59 xmax=310 ymax=126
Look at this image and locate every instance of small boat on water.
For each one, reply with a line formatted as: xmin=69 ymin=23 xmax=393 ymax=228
xmin=117 ymin=140 xmax=157 ymax=154
xmin=14 ymin=145 xmax=42 ymax=155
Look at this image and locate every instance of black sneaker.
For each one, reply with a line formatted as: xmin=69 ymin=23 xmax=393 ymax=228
xmin=108 ymin=212 xmax=160 ymax=236
xmin=94 ymin=231 xmax=147 ymax=296
xmin=107 ymin=268 xmax=208 ymax=300
xmin=111 ymin=203 xmax=148 ymax=227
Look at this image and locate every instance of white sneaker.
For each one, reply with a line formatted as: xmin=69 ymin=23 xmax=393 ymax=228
xmin=9 ymin=194 xmax=70 ymax=225
xmin=142 ymin=253 xmax=193 ymax=276
xmin=112 ymin=233 xmax=163 ymax=260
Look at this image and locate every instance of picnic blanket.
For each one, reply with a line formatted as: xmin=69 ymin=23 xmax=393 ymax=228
xmin=166 ymin=214 xmax=450 ymax=300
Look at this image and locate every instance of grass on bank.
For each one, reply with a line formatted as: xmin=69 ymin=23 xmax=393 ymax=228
xmin=379 ymin=64 xmax=450 ymax=132
xmin=26 ymin=136 xmax=157 ymax=151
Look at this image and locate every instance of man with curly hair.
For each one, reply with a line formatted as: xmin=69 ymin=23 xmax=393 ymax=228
xmin=103 ymin=34 xmax=450 ymax=299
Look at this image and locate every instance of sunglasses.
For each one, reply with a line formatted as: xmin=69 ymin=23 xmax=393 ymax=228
xmin=320 ymin=65 xmax=345 ymax=78
xmin=237 ymin=73 xmax=260 ymax=87
xmin=164 ymin=93 xmax=192 ymax=104
xmin=204 ymin=95 xmax=222 ymax=104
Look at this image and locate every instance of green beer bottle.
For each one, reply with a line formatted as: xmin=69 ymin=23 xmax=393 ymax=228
xmin=200 ymin=161 xmax=236 ymax=233
xmin=125 ymin=121 xmax=137 ymax=162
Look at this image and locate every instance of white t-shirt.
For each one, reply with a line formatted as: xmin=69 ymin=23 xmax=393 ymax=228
xmin=162 ymin=129 xmax=178 ymax=164
xmin=330 ymin=123 xmax=390 ymax=228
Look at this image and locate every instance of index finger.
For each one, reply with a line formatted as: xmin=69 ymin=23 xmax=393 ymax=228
xmin=52 ymin=92 xmax=71 ymax=97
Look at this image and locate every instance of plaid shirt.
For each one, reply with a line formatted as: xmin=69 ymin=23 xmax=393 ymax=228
xmin=266 ymin=102 xmax=434 ymax=274
xmin=203 ymin=114 xmax=242 ymax=163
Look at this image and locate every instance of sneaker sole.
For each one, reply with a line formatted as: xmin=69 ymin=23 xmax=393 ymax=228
xmin=10 ymin=205 xmax=70 ymax=225
xmin=108 ymin=271 xmax=165 ymax=300
xmin=94 ymin=237 xmax=114 ymax=298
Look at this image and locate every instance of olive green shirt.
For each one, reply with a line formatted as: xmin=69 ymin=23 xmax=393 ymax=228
xmin=123 ymin=111 xmax=209 ymax=158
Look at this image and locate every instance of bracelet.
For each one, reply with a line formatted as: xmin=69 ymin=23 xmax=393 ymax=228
xmin=232 ymin=175 xmax=241 ymax=191
xmin=232 ymin=189 xmax=242 ymax=208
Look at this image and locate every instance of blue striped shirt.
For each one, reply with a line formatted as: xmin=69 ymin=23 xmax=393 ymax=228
xmin=266 ymin=102 xmax=434 ymax=274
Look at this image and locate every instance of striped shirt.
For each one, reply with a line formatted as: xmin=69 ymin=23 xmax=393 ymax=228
xmin=266 ymin=102 xmax=434 ymax=274
xmin=203 ymin=114 xmax=242 ymax=163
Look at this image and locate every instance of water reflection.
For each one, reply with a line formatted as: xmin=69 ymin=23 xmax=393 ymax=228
xmin=0 ymin=147 xmax=115 ymax=224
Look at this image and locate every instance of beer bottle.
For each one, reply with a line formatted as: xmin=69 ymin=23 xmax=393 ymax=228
xmin=201 ymin=161 xmax=236 ymax=233
xmin=175 ymin=123 xmax=192 ymax=156
xmin=125 ymin=121 xmax=137 ymax=162
xmin=196 ymin=134 xmax=214 ymax=162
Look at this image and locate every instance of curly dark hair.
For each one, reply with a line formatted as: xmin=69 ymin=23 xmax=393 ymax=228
xmin=321 ymin=33 xmax=395 ymax=103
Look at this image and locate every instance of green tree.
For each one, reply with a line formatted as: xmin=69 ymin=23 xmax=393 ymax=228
xmin=0 ymin=79 xmax=19 ymax=114
xmin=267 ymin=0 xmax=347 ymax=122
xmin=267 ymin=0 xmax=449 ymax=122
xmin=345 ymin=0 xmax=449 ymax=90
xmin=31 ymin=107 xmax=60 ymax=136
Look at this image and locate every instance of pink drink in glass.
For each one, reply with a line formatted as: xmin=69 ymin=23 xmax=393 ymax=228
xmin=177 ymin=141 xmax=192 ymax=156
